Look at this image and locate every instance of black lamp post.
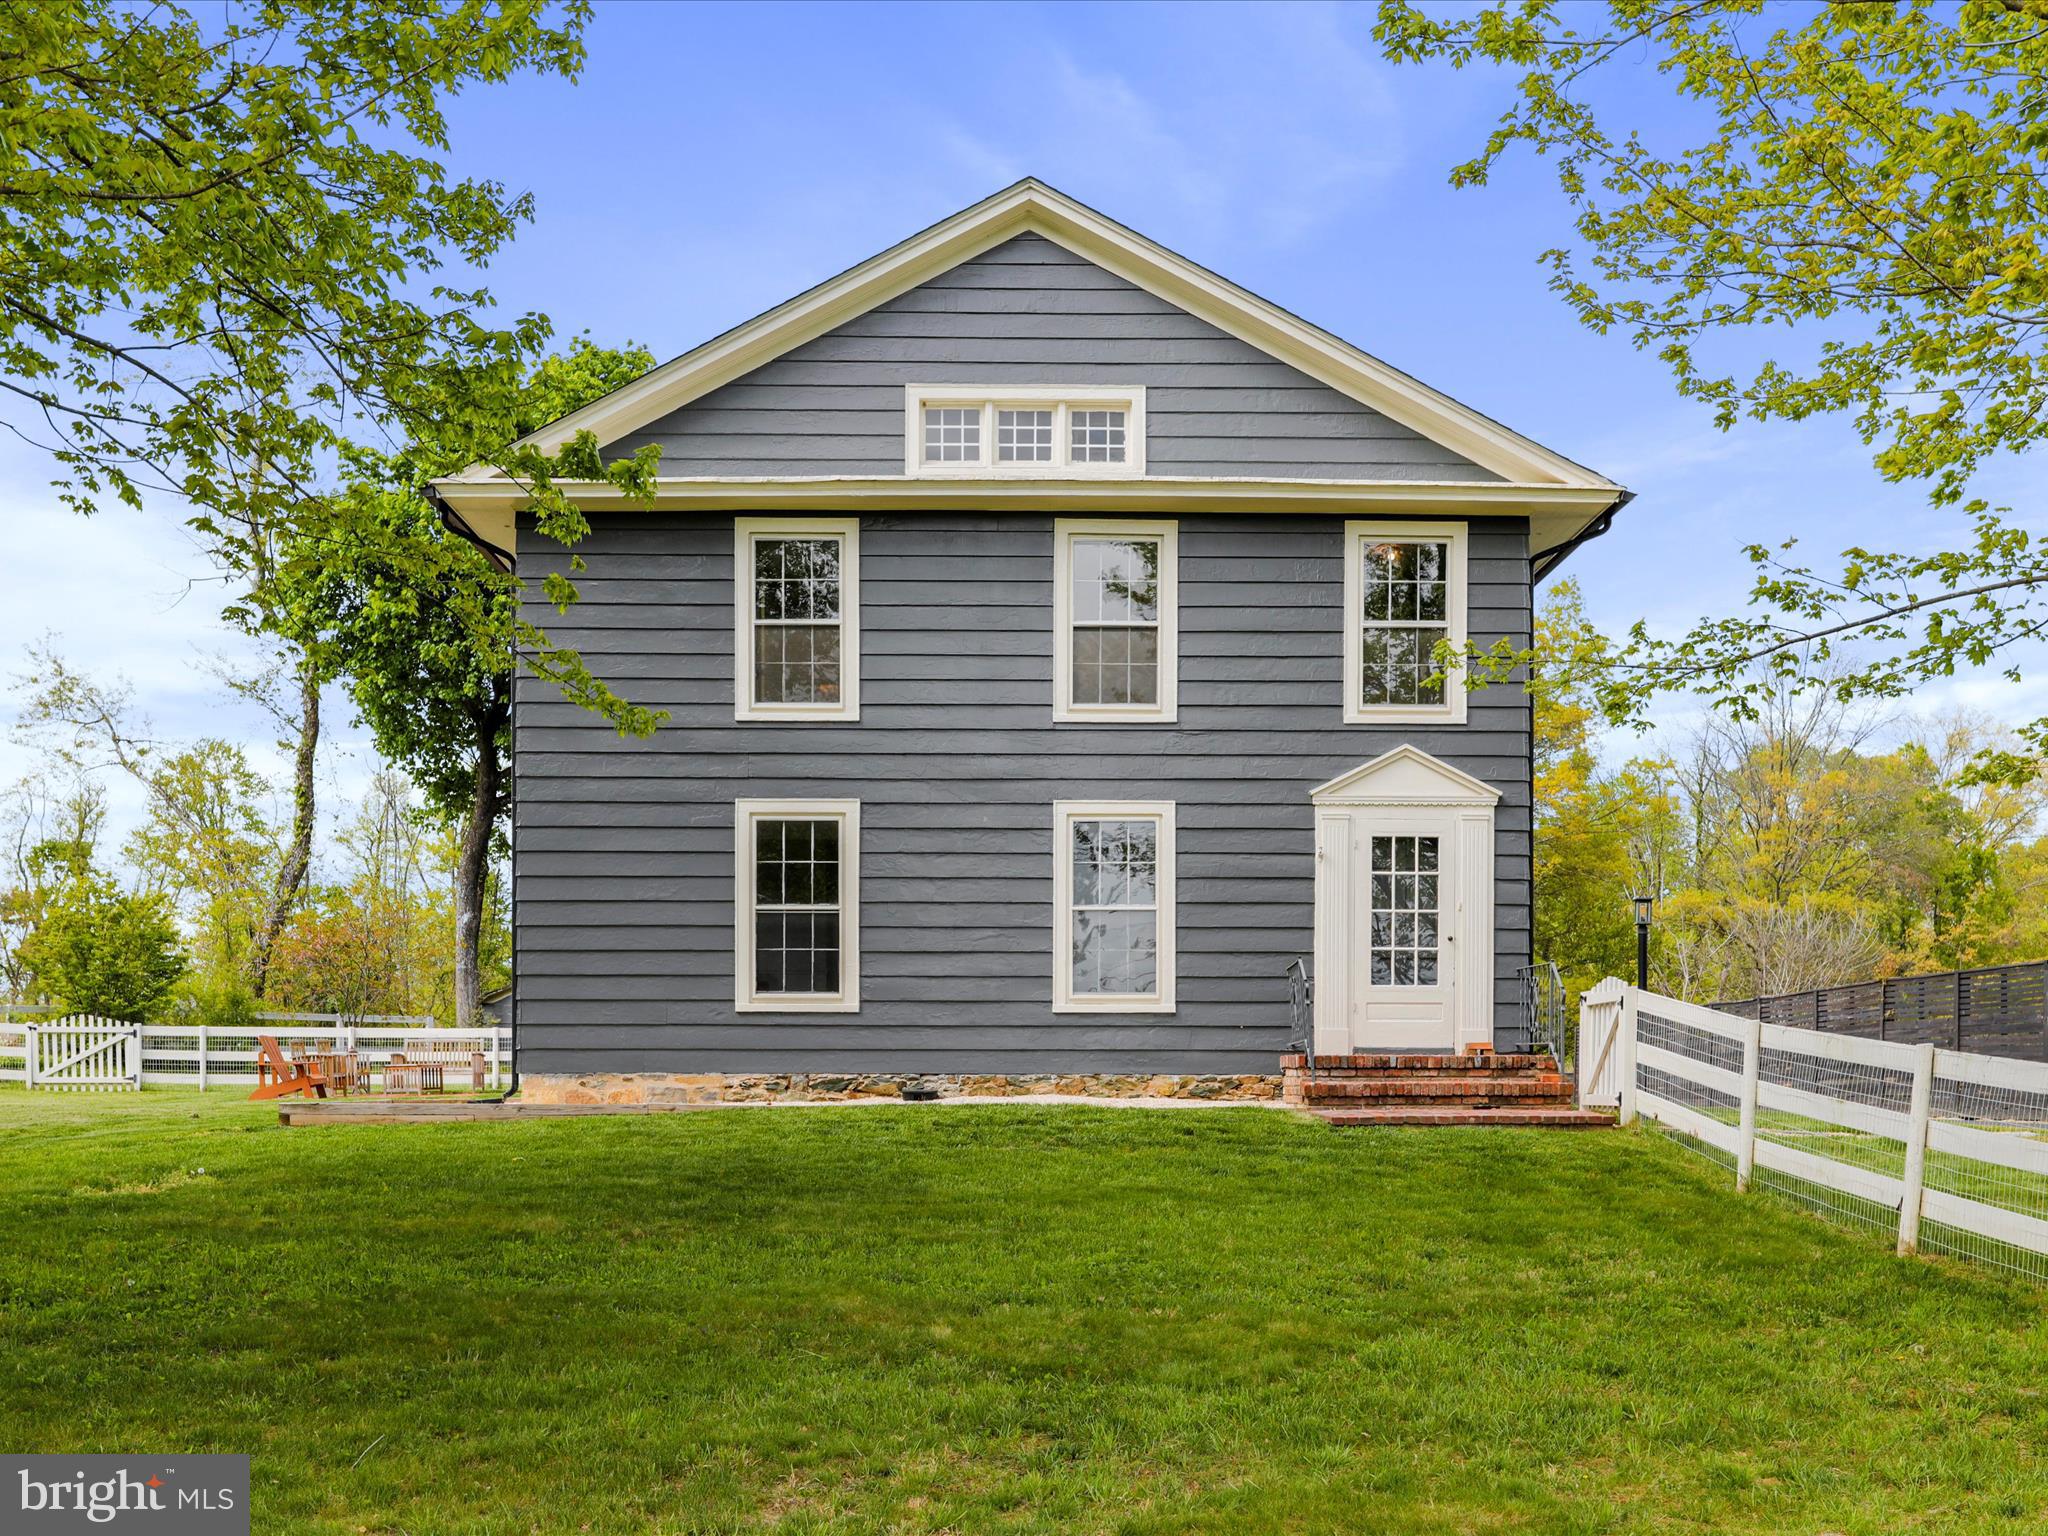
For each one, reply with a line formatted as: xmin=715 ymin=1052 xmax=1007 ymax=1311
xmin=1630 ymin=893 xmax=1656 ymax=991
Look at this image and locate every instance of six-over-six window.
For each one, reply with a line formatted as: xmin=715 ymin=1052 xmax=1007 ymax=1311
xmin=1054 ymin=518 xmax=1178 ymax=722
xmin=1342 ymin=519 xmax=1469 ymax=725
xmin=1053 ymin=802 xmax=1176 ymax=1012
xmin=735 ymin=517 xmax=860 ymax=721
xmin=726 ymin=513 xmax=1473 ymax=1012
xmin=736 ymin=799 xmax=860 ymax=1012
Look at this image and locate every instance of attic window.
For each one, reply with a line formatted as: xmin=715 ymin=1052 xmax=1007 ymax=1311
xmin=923 ymin=407 xmax=980 ymax=463
xmin=1070 ymin=409 xmax=1126 ymax=464
xmin=997 ymin=408 xmax=1054 ymax=463
xmin=906 ymin=387 xmax=1145 ymax=477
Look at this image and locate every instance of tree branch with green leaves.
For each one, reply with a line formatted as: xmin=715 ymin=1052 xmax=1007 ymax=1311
xmin=1379 ymin=0 xmax=2048 ymax=779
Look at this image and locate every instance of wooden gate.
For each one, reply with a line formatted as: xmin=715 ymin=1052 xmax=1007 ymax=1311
xmin=26 ymin=1017 xmax=142 ymax=1091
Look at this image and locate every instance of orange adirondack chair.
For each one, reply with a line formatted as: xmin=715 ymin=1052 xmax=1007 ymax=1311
xmin=250 ymin=1035 xmax=328 ymax=1101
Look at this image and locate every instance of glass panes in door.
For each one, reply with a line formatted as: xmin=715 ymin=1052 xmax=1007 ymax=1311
xmin=1069 ymin=817 xmax=1160 ymax=997
xmin=1369 ymin=834 xmax=1440 ymax=986
xmin=754 ymin=818 xmax=842 ymax=995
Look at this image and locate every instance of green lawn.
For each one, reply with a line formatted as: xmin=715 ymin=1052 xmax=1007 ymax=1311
xmin=3 ymin=1091 xmax=2046 ymax=1534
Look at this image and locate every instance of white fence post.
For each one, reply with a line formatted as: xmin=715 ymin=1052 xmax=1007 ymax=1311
xmin=489 ymin=1025 xmax=503 ymax=1089
xmin=1897 ymin=1041 xmax=1936 ymax=1256
xmin=196 ymin=1025 xmax=208 ymax=1091
xmin=1617 ymin=987 xmax=1641 ymax=1126
xmin=129 ymin=1023 xmax=142 ymax=1088
xmin=1735 ymin=1013 xmax=1762 ymax=1193
xmin=23 ymin=1023 xmax=34 ymax=1088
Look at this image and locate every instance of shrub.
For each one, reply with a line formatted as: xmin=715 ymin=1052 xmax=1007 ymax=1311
xmin=18 ymin=878 xmax=187 ymax=1020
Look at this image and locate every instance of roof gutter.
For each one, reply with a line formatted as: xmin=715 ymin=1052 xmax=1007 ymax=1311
xmin=1535 ymin=488 xmax=1634 ymax=583
xmin=427 ymin=484 xmax=515 ymax=572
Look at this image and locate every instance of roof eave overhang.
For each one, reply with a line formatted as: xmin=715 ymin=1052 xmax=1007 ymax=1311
xmin=433 ymin=474 xmax=1627 ymax=566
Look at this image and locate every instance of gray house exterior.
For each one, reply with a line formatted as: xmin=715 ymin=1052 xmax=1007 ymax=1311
xmin=436 ymin=181 xmax=1629 ymax=1103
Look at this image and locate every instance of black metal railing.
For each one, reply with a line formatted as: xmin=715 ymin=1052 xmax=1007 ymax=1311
xmin=1285 ymin=958 xmax=1314 ymax=1085
xmin=1519 ymin=961 xmax=1569 ymax=1071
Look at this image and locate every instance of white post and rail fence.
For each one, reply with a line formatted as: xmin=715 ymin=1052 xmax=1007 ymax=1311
xmin=0 ymin=1010 xmax=509 ymax=1093
xmin=1579 ymin=977 xmax=2048 ymax=1285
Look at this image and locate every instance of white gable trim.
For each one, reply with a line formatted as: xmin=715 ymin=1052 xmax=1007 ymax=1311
xmin=1310 ymin=745 xmax=1502 ymax=807
xmin=443 ymin=179 xmax=1621 ymax=494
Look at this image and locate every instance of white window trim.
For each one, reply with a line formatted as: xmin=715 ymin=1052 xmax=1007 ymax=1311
xmin=735 ymin=798 xmax=860 ymax=1013
xmin=1053 ymin=517 xmax=1178 ymax=724
xmin=903 ymin=385 xmax=1147 ymax=478
xmin=1341 ymin=518 xmax=1469 ymax=726
xmin=734 ymin=516 xmax=860 ymax=722
xmin=1052 ymin=800 xmax=1176 ymax=1014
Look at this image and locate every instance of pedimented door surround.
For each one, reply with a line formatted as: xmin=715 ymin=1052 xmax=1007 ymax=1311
xmin=1311 ymin=746 xmax=1499 ymax=1056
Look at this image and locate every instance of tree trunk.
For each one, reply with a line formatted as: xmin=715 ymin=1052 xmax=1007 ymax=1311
xmin=454 ymin=689 xmax=510 ymax=1027
xmin=249 ymin=661 xmax=320 ymax=998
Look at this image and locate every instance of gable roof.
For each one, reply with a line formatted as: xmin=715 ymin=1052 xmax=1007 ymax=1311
xmin=435 ymin=179 xmax=1628 ymax=572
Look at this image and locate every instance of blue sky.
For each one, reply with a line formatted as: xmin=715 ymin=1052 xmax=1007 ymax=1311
xmin=1 ymin=1 xmax=2032 ymax=843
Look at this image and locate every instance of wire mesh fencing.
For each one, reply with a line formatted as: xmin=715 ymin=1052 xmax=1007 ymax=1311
xmin=1579 ymin=982 xmax=2048 ymax=1286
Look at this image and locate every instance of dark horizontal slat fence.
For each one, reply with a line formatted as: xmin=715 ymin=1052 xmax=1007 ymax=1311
xmin=1717 ymin=961 xmax=2048 ymax=1062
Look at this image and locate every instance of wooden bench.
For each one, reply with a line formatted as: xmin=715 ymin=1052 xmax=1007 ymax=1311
xmin=382 ymin=1058 xmax=444 ymax=1095
xmin=387 ymin=1042 xmax=489 ymax=1093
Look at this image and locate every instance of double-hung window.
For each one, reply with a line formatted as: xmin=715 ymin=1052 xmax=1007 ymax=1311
xmin=1053 ymin=801 xmax=1175 ymax=1012
xmin=1053 ymin=518 xmax=1178 ymax=722
xmin=736 ymin=799 xmax=859 ymax=1012
xmin=904 ymin=387 xmax=1145 ymax=477
xmin=735 ymin=517 xmax=859 ymax=721
xmin=1342 ymin=519 xmax=1468 ymax=725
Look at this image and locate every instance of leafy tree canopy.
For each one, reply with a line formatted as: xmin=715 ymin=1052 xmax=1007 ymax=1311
xmin=1378 ymin=1 xmax=2048 ymax=777
xmin=1 ymin=1 xmax=660 ymax=732
xmin=298 ymin=336 xmax=666 ymax=804
xmin=18 ymin=868 xmax=187 ymax=1020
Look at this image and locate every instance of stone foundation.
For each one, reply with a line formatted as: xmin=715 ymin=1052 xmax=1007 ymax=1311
xmin=517 ymin=1071 xmax=1282 ymax=1107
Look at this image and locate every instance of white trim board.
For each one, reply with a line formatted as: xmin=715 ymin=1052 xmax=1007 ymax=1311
xmin=438 ymin=473 xmax=1614 ymax=562
xmin=436 ymin=179 xmax=1625 ymax=520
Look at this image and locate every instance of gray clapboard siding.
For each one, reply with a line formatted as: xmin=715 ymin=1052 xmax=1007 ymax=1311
xmin=512 ymin=512 xmax=1532 ymax=1076
xmin=607 ymin=234 xmax=1500 ymax=484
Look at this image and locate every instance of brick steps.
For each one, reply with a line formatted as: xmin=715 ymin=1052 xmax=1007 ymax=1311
xmin=1282 ymin=1046 xmax=1606 ymax=1127
xmin=1298 ymin=1075 xmax=1575 ymax=1105
xmin=1304 ymin=1105 xmax=1616 ymax=1129
xmin=1282 ymin=1052 xmax=1554 ymax=1072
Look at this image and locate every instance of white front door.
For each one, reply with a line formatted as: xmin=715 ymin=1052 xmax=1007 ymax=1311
xmin=1310 ymin=747 xmax=1499 ymax=1060
xmin=1347 ymin=814 xmax=1455 ymax=1051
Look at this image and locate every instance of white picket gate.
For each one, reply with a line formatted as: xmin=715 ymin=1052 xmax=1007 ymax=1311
xmin=1579 ymin=978 xmax=2048 ymax=1285
xmin=18 ymin=1016 xmax=142 ymax=1091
